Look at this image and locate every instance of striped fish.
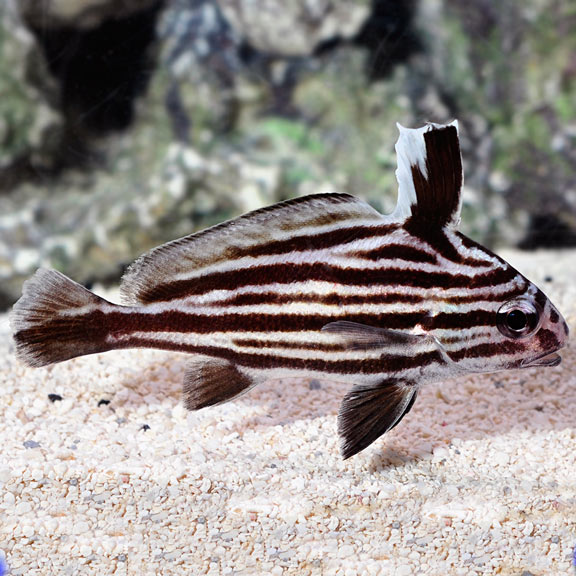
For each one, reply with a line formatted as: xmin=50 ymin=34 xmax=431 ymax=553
xmin=11 ymin=121 xmax=569 ymax=459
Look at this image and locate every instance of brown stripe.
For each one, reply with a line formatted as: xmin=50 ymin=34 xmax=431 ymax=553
xmin=448 ymin=340 xmax=521 ymax=361
xmin=106 ymin=310 xmax=432 ymax=334
xmin=244 ymin=222 xmax=399 ymax=258
xmin=211 ymin=290 xmax=424 ymax=308
xmin=405 ymin=224 xmax=488 ymax=268
xmin=352 ymin=244 xmax=437 ymax=264
xmin=432 ymin=310 xmax=496 ymax=330
xmin=232 ymin=338 xmax=348 ymax=351
xmin=139 ymin=261 xmax=519 ymax=302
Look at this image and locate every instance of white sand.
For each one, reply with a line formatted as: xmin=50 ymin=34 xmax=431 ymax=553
xmin=1 ymin=249 xmax=575 ymax=575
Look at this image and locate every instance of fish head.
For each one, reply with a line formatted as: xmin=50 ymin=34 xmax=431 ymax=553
xmin=393 ymin=121 xmax=569 ymax=374
xmin=442 ymin=283 xmax=569 ymax=373
xmin=492 ymin=286 xmax=569 ymax=370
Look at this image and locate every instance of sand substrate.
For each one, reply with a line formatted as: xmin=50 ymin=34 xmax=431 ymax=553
xmin=1 ymin=249 xmax=575 ymax=575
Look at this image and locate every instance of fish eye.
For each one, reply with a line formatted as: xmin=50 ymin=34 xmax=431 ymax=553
xmin=497 ymin=299 xmax=541 ymax=339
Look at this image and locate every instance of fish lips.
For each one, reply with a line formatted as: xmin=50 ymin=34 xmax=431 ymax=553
xmin=520 ymin=350 xmax=563 ymax=368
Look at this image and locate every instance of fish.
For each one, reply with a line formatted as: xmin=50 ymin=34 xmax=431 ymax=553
xmin=10 ymin=121 xmax=569 ymax=459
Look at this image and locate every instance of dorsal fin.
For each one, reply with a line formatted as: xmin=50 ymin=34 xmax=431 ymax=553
xmin=121 ymin=193 xmax=383 ymax=304
xmin=393 ymin=121 xmax=463 ymax=228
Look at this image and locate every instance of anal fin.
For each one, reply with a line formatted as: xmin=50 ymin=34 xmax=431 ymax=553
xmin=338 ymin=379 xmax=418 ymax=459
xmin=183 ymin=359 xmax=255 ymax=410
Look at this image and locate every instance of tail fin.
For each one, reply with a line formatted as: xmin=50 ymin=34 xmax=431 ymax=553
xmin=10 ymin=268 xmax=112 ymax=367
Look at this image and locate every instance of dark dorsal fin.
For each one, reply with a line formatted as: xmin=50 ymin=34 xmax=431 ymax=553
xmin=393 ymin=121 xmax=463 ymax=229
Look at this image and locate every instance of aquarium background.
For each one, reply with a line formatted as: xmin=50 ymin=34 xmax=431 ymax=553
xmin=0 ymin=0 xmax=575 ymax=309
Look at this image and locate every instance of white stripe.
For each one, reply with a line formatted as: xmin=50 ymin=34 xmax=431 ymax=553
xmin=108 ymin=329 xmax=445 ymax=371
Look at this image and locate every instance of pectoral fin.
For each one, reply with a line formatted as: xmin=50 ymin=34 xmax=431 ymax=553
xmin=338 ymin=379 xmax=418 ymax=459
xmin=322 ymin=320 xmax=430 ymax=351
xmin=183 ymin=359 xmax=256 ymax=410
xmin=322 ymin=320 xmax=458 ymax=367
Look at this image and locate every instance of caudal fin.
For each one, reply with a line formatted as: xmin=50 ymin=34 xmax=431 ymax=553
xmin=10 ymin=268 xmax=111 ymax=367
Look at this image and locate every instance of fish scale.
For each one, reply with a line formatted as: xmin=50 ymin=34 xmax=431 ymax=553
xmin=11 ymin=121 xmax=569 ymax=459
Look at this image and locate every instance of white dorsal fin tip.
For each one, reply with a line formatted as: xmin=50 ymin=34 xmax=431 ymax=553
xmin=393 ymin=120 xmax=459 ymax=221
xmin=425 ymin=119 xmax=459 ymax=131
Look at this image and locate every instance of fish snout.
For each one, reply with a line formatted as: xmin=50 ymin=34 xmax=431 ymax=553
xmin=529 ymin=313 xmax=570 ymax=368
xmin=554 ymin=315 xmax=570 ymax=350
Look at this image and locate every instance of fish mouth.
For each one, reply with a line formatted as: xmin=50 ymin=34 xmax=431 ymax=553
xmin=521 ymin=351 xmax=562 ymax=368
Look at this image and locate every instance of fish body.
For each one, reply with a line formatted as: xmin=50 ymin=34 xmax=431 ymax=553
xmin=11 ymin=122 xmax=569 ymax=458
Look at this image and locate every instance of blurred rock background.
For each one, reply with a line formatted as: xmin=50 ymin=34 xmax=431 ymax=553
xmin=0 ymin=0 xmax=575 ymax=309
